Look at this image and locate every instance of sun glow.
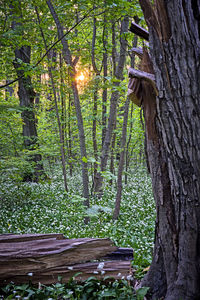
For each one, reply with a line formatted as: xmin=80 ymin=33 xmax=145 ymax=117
xmin=76 ymin=73 xmax=85 ymax=82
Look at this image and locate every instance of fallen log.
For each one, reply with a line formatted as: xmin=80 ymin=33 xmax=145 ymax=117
xmin=2 ymin=261 xmax=133 ymax=286
xmin=0 ymin=234 xmax=133 ymax=286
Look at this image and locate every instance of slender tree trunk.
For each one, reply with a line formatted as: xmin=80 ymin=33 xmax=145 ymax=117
xmin=94 ymin=16 xmax=129 ymax=194
xmin=35 ymin=7 xmax=68 ymax=192
xmin=102 ymin=10 xmax=108 ymax=147
xmin=91 ymin=15 xmax=100 ymax=187
xmin=109 ymin=122 xmax=116 ymax=186
xmin=125 ymin=101 xmax=133 ymax=184
xmin=67 ymin=91 xmax=73 ymax=177
xmin=113 ymin=96 xmax=130 ymax=220
xmin=138 ymin=1 xmax=200 ymax=299
xmin=46 ymin=0 xmax=90 ymax=208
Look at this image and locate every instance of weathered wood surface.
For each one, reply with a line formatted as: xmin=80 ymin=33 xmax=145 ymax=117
xmin=2 ymin=261 xmax=132 ymax=286
xmin=0 ymin=234 xmax=133 ymax=286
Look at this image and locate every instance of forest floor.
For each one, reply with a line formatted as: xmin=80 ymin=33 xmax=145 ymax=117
xmin=0 ymin=164 xmax=154 ymax=299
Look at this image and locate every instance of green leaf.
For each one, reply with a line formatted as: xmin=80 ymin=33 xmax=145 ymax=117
xmin=136 ymin=287 xmax=150 ymax=300
xmin=82 ymin=156 xmax=88 ymax=163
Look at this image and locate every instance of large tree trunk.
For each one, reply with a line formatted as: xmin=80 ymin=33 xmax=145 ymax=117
xmin=138 ymin=1 xmax=200 ymax=299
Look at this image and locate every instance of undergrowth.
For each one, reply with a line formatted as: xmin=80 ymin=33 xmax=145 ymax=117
xmin=0 ymin=164 xmax=155 ymax=298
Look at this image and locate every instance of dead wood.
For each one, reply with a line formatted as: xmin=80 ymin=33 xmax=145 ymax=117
xmin=1 ymin=261 xmax=133 ymax=286
xmin=129 ymin=22 xmax=149 ymax=41
xmin=0 ymin=234 xmax=133 ymax=286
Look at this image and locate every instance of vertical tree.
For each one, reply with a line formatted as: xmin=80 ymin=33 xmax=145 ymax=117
xmin=137 ymin=1 xmax=200 ymax=299
xmin=46 ymin=0 xmax=90 ymax=207
xmin=11 ymin=2 xmax=45 ymax=182
xmin=35 ymin=7 xmax=68 ymax=192
xmin=94 ymin=16 xmax=129 ymax=194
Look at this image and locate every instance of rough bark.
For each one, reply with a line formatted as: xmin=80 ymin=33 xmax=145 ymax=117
xmin=138 ymin=1 xmax=200 ymax=299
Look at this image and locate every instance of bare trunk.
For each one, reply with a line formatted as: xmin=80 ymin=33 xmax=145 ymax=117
xmin=67 ymin=91 xmax=73 ymax=177
xmin=36 ymin=7 xmax=68 ymax=192
xmin=94 ymin=17 xmax=129 ymax=194
xmin=91 ymin=15 xmax=100 ymax=188
xmin=109 ymin=122 xmax=116 ymax=186
xmin=138 ymin=1 xmax=200 ymax=299
xmin=125 ymin=101 xmax=133 ymax=184
xmin=46 ymin=0 xmax=90 ymax=206
xmin=102 ymin=11 xmax=108 ymax=147
xmin=13 ymin=45 xmax=44 ymax=182
xmin=113 ymin=96 xmax=130 ymax=220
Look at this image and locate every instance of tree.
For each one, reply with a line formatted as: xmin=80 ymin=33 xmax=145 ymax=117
xmin=46 ymin=0 xmax=90 ymax=208
xmin=94 ymin=16 xmax=129 ymax=194
xmin=137 ymin=1 xmax=200 ymax=299
xmin=11 ymin=2 xmax=45 ymax=182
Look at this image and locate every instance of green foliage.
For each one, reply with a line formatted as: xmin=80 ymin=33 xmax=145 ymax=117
xmin=0 ymin=165 xmax=155 ymax=269
xmin=0 ymin=277 xmax=149 ymax=299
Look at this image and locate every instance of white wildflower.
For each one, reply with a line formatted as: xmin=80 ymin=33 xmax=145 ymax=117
xmin=101 ymin=270 xmax=105 ymax=275
xmin=127 ymin=275 xmax=133 ymax=281
xmin=93 ymin=271 xmax=99 ymax=274
xmin=117 ymin=273 xmax=121 ymax=277
xmin=67 ymin=266 xmax=73 ymax=270
xmin=97 ymin=262 xmax=104 ymax=270
xmin=27 ymin=272 xmax=33 ymax=276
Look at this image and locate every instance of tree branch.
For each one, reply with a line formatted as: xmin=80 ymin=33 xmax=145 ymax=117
xmin=129 ymin=22 xmax=149 ymax=41
xmin=128 ymin=67 xmax=157 ymax=94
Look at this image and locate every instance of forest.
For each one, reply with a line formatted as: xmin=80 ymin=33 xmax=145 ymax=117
xmin=1 ymin=0 xmax=200 ymax=299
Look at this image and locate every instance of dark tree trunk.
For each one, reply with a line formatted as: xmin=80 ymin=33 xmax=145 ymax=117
xmin=13 ymin=46 xmax=44 ymax=182
xmin=138 ymin=1 xmax=200 ymax=299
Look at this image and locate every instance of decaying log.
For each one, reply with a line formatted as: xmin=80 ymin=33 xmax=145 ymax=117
xmin=129 ymin=22 xmax=149 ymax=41
xmin=0 ymin=234 xmax=133 ymax=286
xmin=2 ymin=261 xmax=133 ymax=286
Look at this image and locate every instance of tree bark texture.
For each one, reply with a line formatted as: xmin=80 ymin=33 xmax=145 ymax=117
xmin=138 ymin=1 xmax=200 ymax=299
